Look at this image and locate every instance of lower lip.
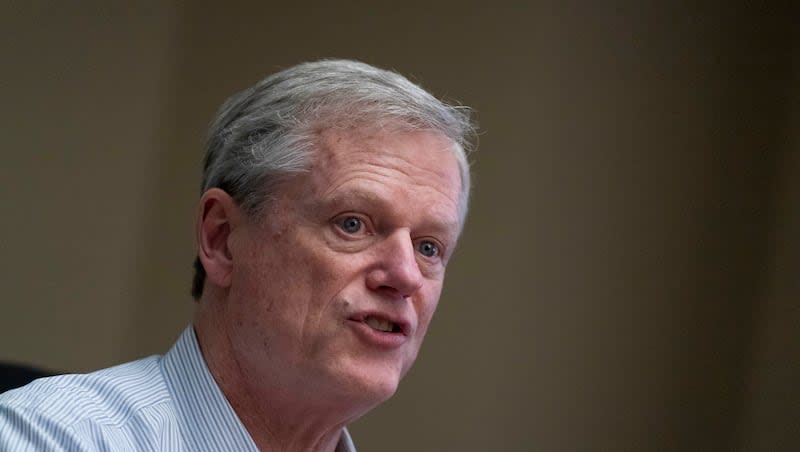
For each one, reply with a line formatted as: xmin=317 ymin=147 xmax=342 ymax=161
xmin=347 ymin=320 xmax=408 ymax=349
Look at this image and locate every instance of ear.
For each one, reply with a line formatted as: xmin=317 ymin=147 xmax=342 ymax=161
xmin=196 ymin=188 xmax=245 ymax=291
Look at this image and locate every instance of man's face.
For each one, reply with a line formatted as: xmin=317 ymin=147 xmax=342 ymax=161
xmin=225 ymin=127 xmax=463 ymax=407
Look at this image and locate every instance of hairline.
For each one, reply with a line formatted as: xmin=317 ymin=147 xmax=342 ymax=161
xmin=241 ymin=123 xmax=470 ymax=232
xmin=192 ymin=59 xmax=475 ymax=300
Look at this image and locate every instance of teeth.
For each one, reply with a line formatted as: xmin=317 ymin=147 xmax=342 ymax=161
xmin=365 ymin=316 xmax=394 ymax=333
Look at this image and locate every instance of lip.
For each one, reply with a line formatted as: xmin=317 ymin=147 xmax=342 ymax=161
xmin=348 ymin=311 xmax=412 ymax=349
xmin=349 ymin=311 xmax=411 ymax=336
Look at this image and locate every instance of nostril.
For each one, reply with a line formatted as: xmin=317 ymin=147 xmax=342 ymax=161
xmin=374 ymin=285 xmax=406 ymax=300
xmin=365 ymin=255 xmax=423 ymax=298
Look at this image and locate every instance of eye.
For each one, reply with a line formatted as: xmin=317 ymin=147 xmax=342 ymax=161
xmin=338 ymin=216 xmax=363 ymax=234
xmin=417 ymin=240 xmax=440 ymax=258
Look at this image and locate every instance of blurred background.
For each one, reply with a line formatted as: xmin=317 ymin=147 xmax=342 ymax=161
xmin=1 ymin=2 xmax=797 ymax=450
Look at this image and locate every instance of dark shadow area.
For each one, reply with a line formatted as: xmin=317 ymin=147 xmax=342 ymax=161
xmin=0 ymin=362 xmax=59 ymax=394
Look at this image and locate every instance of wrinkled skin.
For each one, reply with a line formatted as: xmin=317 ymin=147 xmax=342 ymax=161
xmin=195 ymin=127 xmax=463 ymax=451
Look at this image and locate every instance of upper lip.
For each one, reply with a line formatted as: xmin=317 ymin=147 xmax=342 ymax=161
xmin=349 ymin=310 xmax=411 ymax=336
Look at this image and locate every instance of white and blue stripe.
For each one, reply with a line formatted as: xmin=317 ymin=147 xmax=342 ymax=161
xmin=0 ymin=326 xmax=356 ymax=451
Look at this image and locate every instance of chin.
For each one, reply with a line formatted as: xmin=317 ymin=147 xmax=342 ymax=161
xmin=369 ymin=374 xmax=401 ymax=402
xmin=334 ymin=360 xmax=403 ymax=406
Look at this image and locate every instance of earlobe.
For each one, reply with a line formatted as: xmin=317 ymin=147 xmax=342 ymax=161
xmin=196 ymin=188 xmax=242 ymax=291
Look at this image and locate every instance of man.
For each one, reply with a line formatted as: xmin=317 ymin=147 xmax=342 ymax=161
xmin=0 ymin=59 xmax=474 ymax=451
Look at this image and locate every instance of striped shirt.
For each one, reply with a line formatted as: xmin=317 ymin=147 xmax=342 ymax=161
xmin=0 ymin=326 xmax=356 ymax=451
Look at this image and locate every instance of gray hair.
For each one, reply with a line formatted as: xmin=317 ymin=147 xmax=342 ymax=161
xmin=192 ymin=59 xmax=475 ymax=300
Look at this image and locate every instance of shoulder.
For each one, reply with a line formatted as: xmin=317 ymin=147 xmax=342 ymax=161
xmin=0 ymin=355 xmax=174 ymax=450
xmin=1 ymin=355 xmax=169 ymax=426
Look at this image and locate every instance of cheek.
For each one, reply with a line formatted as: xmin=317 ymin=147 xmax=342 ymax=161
xmin=243 ymin=230 xmax=366 ymax=322
xmin=234 ymin=245 xmax=289 ymax=307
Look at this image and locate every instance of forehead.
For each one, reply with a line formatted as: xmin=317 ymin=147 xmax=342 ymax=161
xmin=304 ymin=127 xmax=462 ymax=229
xmin=314 ymin=127 xmax=459 ymax=185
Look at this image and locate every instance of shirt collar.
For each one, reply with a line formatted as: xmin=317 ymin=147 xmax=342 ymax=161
xmin=337 ymin=428 xmax=357 ymax=452
xmin=161 ymin=325 xmax=356 ymax=452
xmin=161 ymin=325 xmax=257 ymax=451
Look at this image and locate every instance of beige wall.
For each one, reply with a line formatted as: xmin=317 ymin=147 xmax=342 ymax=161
xmin=0 ymin=3 xmax=185 ymax=371
xmin=737 ymin=50 xmax=800 ymax=450
xmin=1 ymin=2 xmax=797 ymax=451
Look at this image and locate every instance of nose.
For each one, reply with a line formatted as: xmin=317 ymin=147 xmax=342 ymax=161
xmin=366 ymin=229 xmax=424 ymax=299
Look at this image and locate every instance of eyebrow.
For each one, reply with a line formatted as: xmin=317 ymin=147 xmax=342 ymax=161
xmin=325 ymin=189 xmax=385 ymax=209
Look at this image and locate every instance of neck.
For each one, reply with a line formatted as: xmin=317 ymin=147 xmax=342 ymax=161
xmin=193 ymin=296 xmax=364 ymax=451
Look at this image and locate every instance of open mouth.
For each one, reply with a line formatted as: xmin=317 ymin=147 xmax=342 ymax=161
xmin=363 ymin=315 xmax=403 ymax=333
xmin=348 ymin=312 xmax=409 ymax=347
